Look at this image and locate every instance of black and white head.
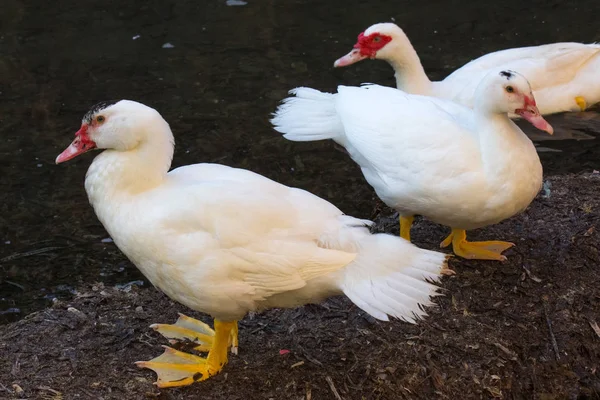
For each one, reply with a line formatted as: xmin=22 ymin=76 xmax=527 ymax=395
xmin=56 ymin=100 xmax=167 ymax=163
xmin=477 ymin=69 xmax=553 ymax=134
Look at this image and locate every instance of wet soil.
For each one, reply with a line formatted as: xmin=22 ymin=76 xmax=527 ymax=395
xmin=2 ymin=174 xmax=600 ymax=399
xmin=1 ymin=0 xmax=600 ymax=398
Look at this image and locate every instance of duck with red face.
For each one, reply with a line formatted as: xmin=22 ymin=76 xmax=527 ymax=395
xmin=333 ymin=22 xmax=600 ymax=115
xmin=334 ymin=23 xmax=436 ymax=97
xmin=272 ymin=69 xmax=553 ymax=261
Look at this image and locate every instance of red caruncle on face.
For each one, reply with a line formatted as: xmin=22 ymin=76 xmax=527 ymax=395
xmin=354 ymin=32 xmax=392 ymax=58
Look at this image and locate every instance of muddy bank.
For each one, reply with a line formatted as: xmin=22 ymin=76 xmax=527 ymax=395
xmin=2 ymin=0 xmax=600 ymax=321
xmin=2 ymin=173 xmax=599 ymax=399
xmin=2 ymin=0 xmax=600 ymax=398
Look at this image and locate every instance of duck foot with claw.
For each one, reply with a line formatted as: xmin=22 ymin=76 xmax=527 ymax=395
xmin=137 ymin=319 xmax=238 ymax=387
xmin=149 ymin=313 xmax=238 ymax=354
xmin=440 ymin=229 xmax=514 ymax=261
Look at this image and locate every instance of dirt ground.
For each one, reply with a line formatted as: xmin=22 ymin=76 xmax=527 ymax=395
xmin=2 ymin=0 xmax=600 ymax=398
xmin=2 ymin=174 xmax=600 ymax=399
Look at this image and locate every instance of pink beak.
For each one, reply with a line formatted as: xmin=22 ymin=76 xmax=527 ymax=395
xmin=333 ymin=48 xmax=368 ymax=68
xmin=55 ymin=125 xmax=97 ymax=164
xmin=515 ymin=96 xmax=553 ymax=135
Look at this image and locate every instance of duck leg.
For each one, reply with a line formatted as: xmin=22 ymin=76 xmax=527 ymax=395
xmin=150 ymin=313 xmax=238 ymax=354
xmin=575 ymin=96 xmax=587 ymax=111
xmin=440 ymin=228 xmax=514 ymax=261
xmin=136 ymin=319 xmax=237 ymax=388
xmin=399 ymin=215 xmax=414 ymax=241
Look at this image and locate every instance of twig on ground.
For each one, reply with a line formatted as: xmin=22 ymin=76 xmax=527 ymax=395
xmin=522 ymin=265 xmax=542 ymax=283
xmin=589 ymin=320 xmax=600 ymax=339
xmin=0 ymin=246 xmax=67 ymax=262
xmin=300 ymin=348 xmax=323 ymax=367
xmin=325 ymin=376 xmax=343 ymax=400
xmin=543 ymin=301 xmax=560 ymax=360
xmin=5 ymin=280 xmax=25 ymax=290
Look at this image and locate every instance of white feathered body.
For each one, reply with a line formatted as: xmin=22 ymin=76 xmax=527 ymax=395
xmin=434 ymin=42 xmax=600 ymax=114
xmin=272 ymin=84 xmax=543 ymax=230
xmin=84 ymin=144 xmax=445 ymax=323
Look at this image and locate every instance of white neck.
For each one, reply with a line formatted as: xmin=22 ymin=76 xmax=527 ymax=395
xmin=383 ymin=38 xmax=433 ymax=95
xmin=473 ymin=110 xmax=537 ymax=181
xmin=84 ymin=121 xmax=174 ymax=210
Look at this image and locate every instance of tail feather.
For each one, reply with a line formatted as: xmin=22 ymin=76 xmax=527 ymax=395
xmin=341 ymin=233 xmax=450 ymax=323
xmin=271 ymin=87 xmax=344 ymax=142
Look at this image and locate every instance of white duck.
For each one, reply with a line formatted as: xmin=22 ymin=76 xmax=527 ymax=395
xmin=272 ymin=70 xmax=554 ymax=261
xmin=55 ymin=100 xmax=452 ymax=388
xmin=334 ymin=22 xmax=600 ymax=115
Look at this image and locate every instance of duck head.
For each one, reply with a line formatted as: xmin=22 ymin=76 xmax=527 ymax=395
xmin=56 ymin=100 xmax=168 ymax=163
xmin=476 ymin=70 xmax=553 ymax=134
xmin=334 ymin=23 xmax=408 ymax=67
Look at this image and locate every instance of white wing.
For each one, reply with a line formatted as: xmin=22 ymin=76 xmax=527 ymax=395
xmin=332 ymin=85 xmax=483 ymax=205
xmin=138 ymin=164 xmax=359 ymax=303
xmin=443 ymin=43 xmax=600 ymax=107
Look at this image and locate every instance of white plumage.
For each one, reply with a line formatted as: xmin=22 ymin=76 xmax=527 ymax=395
xmin=55 ymin=99 xmax=453 ymax=386
xmin=57 ymin=100 xmax=449 ymax=324
xmin=272 ymin=70 xmax=553 ymax=260
xmin=334 ymin=22 xmax=600 ymax=115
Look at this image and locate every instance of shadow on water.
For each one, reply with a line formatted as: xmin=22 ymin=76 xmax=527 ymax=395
xmin=1 ymin=0 xmax=600 ymax=322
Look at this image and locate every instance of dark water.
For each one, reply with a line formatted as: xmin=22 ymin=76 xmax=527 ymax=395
xmin=1 ymin=0 xmax=600 ymax=323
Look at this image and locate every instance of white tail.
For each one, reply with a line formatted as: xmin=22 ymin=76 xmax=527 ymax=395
xmin=271 ymin=87 xmax=344 ymax=142
xmin=341 ymin=232 xmax=450 ymax=323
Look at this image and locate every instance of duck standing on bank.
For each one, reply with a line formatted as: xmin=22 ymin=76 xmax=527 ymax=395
xmin=56 ymin=100 xmax=452 ymax=388
xmin=272 ymin=70 xmax=553 ymax=261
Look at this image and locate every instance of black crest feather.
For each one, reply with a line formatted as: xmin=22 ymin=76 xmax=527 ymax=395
xmin=83 ymin=100 xmax=120 ymax=123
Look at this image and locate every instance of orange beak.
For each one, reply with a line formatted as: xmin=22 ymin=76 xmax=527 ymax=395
xmin=56 ymin=125 xmax=97 ymax=164
xmin=333 ymin=48 xmax=368 ymax=67
xmin=515 ymin=96 xmax=553 ymax=135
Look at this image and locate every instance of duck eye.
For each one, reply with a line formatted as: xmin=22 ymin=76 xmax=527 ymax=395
xmin=96 ymin=115 xmax=105 ymax=123
xmin=505 ymin=86 xmax=514 ymax=93
xmin=373 ymin=36 xmax=381 ymax=42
